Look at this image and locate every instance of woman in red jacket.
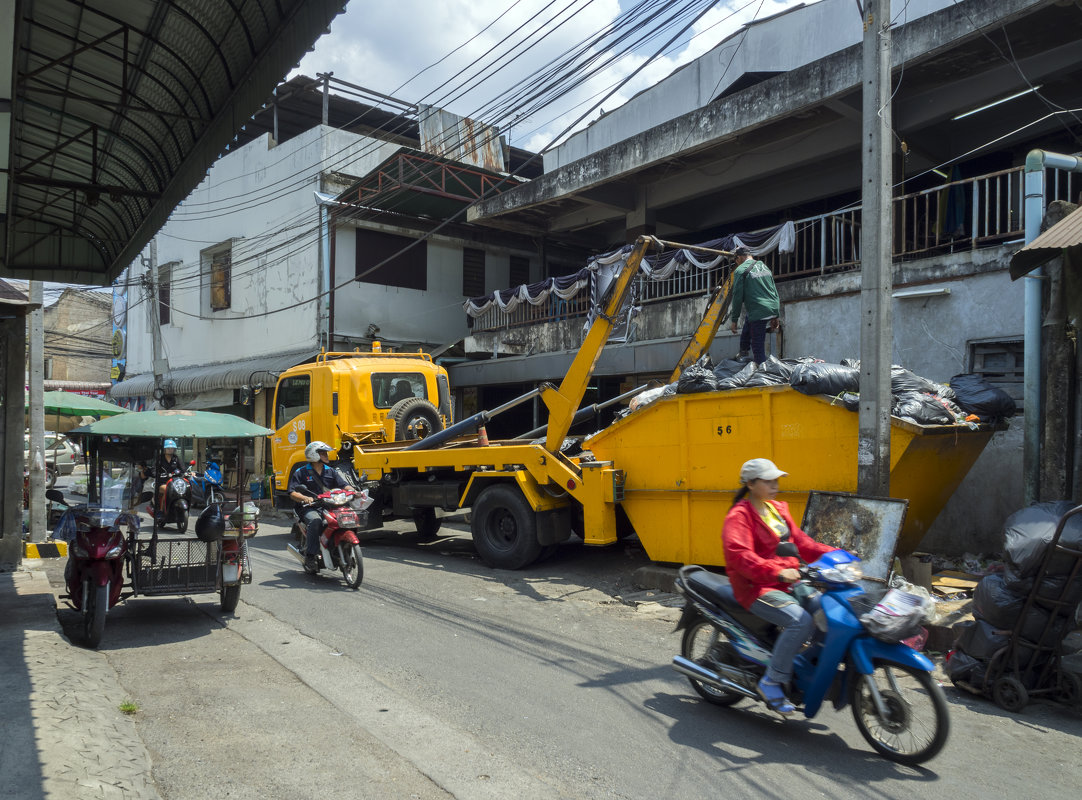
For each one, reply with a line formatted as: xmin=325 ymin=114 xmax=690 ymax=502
xmin=722 ymin=458 xmax=836 ymax=715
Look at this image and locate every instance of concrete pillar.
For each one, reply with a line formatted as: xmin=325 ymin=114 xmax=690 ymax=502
xmin=0 ymin=318 xmax=27 ymax=564
xmin=626 ymin=189 xmax=656 ymax=243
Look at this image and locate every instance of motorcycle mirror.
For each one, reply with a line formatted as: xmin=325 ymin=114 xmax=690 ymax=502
xmin=45 ymin=488 xmax=65 ymax=503
xmin=239 ymin=386 xmax=252 ymax=406
xmin=189 ymin=460 xmax=196 ymax=466
xmin=775 ymin=541 xmax=799 ymax=558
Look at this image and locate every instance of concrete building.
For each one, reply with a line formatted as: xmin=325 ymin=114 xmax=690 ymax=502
xmin=42 ymin=288 xmax=112 ymax=385
xmin=458 ymin=0 xmax=1082 ymax=554
xmin=110 ymin=76 xmax=564 ymax=474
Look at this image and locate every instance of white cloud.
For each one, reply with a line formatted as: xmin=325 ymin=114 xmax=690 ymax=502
xmin=296 ymin=0 xmax=805 ymax=155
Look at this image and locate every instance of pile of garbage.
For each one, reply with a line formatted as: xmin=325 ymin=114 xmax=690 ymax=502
xmin=946 ymin=502 xmax=1082 ymax=691
xmin=623 ymin=355 xmax=1016 ymax=427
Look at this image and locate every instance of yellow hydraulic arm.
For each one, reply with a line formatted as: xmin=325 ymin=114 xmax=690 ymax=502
xmin=668 ymin=266 xmax=736 ymax=383
xmin=542 ymin=236 xmax=654 ymax=453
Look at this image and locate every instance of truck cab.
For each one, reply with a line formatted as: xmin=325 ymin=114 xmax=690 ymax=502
xmin=270 ymin=345 xmax=452 ymax=494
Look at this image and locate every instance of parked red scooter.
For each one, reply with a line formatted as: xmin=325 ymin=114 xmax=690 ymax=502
xmin=47 ymin=489 xmax=139 ymax=648
xmin=288 ymin=487 xmax=369 ymax=589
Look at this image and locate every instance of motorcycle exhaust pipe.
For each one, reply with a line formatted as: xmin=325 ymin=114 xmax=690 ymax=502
xmin=672 ymin=656 xmax=759 ymax=699
xmin=286 ymin=543 xmax=307 ymax=565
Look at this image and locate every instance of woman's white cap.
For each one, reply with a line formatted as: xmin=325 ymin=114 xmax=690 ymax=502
xmin=740 ymin=458 xmax=788 ymax=484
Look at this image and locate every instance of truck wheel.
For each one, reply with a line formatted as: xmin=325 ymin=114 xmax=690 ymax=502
xmin=389 ymin=398 xmax=444 ymax=441
xmin=412 ymin=508 xmax=441 ymax=540
xmin=472 ymin=484 xmax=541 ymax=569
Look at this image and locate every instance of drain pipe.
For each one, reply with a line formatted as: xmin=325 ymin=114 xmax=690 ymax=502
xmin=1022 ymin=150 xmax=1082 ymax=505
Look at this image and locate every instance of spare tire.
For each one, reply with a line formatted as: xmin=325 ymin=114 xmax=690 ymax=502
xmin=389 ymin=397 xmax=444 ymax=442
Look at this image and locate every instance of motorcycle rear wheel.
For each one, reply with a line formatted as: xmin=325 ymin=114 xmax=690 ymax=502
xmin=850 ymin=661 xmax=949 ymax=765
xmin=83 ymin=582 xmax=108 ymax=649
xmin=220 ymin=584 xmax=241 ymax=612
xmin=339 ymin=542 xmax=364 ymax=589
xmin=680 ymin=618 xmax=746 ymax=706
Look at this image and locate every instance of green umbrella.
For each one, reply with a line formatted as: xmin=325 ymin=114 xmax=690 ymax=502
xmin=70 ymin=409 xmax=272 ymax=439
xmin=32 ymin=390 xmax=128 ymax=417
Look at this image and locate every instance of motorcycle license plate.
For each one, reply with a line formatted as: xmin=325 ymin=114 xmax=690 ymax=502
xmin=337 ymin=510 xmax=359 ymax=526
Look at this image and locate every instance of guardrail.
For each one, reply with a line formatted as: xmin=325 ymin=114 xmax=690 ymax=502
xmin=470 ymin=165 xmax=1080 ymax=333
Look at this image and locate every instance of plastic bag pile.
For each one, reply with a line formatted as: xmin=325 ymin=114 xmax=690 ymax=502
xmin=621 ymin=355 xmax=1016 ymax=427
xmin=946 ymin=502 xmax=1082 ymax=692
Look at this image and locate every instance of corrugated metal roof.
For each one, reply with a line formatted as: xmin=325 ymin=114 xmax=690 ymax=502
xmin=3 ymin=1 xmax=347 ymax=285
xmin=110 ymin=349 xmax=318 ymax=399
xmin=1010 ymin=205 xmax=1082 ymax=279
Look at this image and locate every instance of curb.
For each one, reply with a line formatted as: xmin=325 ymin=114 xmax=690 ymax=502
xmin=24 ymin=541 xmax=67 ymax=559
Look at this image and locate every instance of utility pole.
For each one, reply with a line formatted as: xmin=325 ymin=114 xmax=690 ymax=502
xmin=857 ymin=0 xmax=893 ymax=495
xmin=27 ymin=281 xmax=46 ymax=543
xmin=146 ymin=240 xmax=168 ymax=401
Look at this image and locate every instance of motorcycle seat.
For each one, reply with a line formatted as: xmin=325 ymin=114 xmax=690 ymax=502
xmin=685 ymin=568 xmax=777 ymax=641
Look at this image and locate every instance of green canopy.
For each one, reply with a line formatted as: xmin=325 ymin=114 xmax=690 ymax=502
xmin=29 ymin=390 xmax=128 ymax=417
xmin=71 ymin=409 xmax=272 ymax=439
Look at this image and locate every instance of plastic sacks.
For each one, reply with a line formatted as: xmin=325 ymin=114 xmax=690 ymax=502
xmin=712 ymin=358 xmax=749 ymax=383
xmin=1003 ymin=502 xmax=1082 ymax=577
xmin=945 ymin=649 xmax=987 ymax=688
xmin=973 ymin=573 xmax=1025 ymax=629
xmin=891 ymin=366 xmax=944 ymax=395
xmin=676 ymin=356 xmax=718 ymax=394
xmin=789 ymin=361 xmax=860 ymax=396
xmin=859 ymin=576 xmax=935 ymax=642
xmin=955 ymin=619 xmax=1009 ymax=661
xmin=744 ymin=355 xmax=794 ymax=387
xmin=716 ymin=362 xmax=757 ymax=390
xmin=950 ymin=373 xmax=1017 ymax=422
xmin=891 ymin=391 xmax=958 ymax=426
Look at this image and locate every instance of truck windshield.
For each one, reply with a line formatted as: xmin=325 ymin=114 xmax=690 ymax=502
xmin=371 ymin=373 xmax=427 ymax=408
xmin=275 ymin=375 xmax=310 ymax=428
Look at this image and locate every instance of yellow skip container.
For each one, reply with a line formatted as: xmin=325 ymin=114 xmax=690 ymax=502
xmin=584 ymin=385 xmax=995 ymax=567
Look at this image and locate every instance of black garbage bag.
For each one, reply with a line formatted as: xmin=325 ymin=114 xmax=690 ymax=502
xmin=891 ymin=365 xmax=943 ymax=395
xmin=973 ymin=573 xmax=1026 ymax=629
xmin=789 ymin=361 xmax=860 ymax=396
xmin=891 ymin=391 xmax=957 ymax=425
xmin=744 ymin=355 xmax=793 ymax=387
xmin=945 ymin=648 xmax=987 ymax=688
xmin=677 ymin=356 xmax=718 ymax=394
xmin=956 ymin=619 xmax=1010 ymax=661
xmin=950 ymin=373 xmax=1017 ymax=422
xmin=1002 ymin=570 xmax=1082 ymax=607
xmin=716 ymin=362 xmax=757 ymax=390
xmin=713 ymin=357 xmax=750 ymax=382
xmin=1004 ymin=502 xmax=1082 ymax=578
xmin=836 ymin=392 xmax=860 ymax=412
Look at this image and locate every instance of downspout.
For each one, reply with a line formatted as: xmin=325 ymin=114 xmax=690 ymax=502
xmin=1022 ymin=150 xmax=1082 ymax=504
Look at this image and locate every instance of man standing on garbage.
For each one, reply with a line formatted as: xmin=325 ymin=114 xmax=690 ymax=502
xmin=727 ymin=246 xmax=781 ymax=365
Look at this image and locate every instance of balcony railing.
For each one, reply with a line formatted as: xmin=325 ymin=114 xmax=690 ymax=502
xmin=469 ymin=164 xmax=1080 ymax=334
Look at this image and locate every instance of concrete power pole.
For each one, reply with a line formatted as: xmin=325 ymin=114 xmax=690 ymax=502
xmin=146 ymin=240 xmax=168 ymax=401
xmin=857 ymin=0 xmax=893 ymax=496
xmin=27 ymin=281 xmax=46 ymax=543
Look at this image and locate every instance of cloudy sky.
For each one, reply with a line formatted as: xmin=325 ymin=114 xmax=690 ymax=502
xmin=295 ymin=0 xmax=801 ymax=153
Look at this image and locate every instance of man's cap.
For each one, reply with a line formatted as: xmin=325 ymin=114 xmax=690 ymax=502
xmin=733 ymin=246 xmax=752 ymax=257
xmin=740 ymin=458 xmax=788 ymax=483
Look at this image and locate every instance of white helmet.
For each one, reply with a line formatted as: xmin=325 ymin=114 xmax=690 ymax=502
xmin=304 ymin=441 xmax=334 ymax=462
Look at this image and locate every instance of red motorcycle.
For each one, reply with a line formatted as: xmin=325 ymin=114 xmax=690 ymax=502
xmin=288 ymin=487 xmax=369 ymax=589
xmin=48 ymin=489 xmax=139 ymax=648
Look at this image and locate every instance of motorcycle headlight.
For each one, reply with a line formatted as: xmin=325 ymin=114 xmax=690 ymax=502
xmin=818 ymin=561 xmax=864 ymax=583
xmin=105 ymin=544 xmax=125 ymax=558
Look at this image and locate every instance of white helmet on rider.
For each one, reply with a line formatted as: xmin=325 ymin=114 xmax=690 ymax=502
xmin=304 ymin=441 xmax=334 ymax=463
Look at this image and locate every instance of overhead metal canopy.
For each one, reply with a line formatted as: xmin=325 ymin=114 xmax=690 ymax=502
xmin=1 ymin=0 xmax=347 ymax=285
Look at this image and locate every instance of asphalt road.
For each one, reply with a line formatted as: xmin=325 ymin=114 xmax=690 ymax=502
xmin=42 ymin=486 xmax=1082 ymax=798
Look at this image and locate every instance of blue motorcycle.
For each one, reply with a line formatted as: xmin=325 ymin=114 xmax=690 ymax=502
xmin=672 ymin=546 xmax=949 ymax=764
xmin=186 ymin=459 xmax=225 ymax=508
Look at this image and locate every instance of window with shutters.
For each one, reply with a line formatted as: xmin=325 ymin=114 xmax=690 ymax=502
xmin=463 ymin=247 xmax=485 ymax=297
xmin=509 ymin=255 xmax=530 ymax=286
xmin=158 ymin=262 xmax=174 ymax=325
xmin=201 ymin=242 xmax=233 ymax=313
xmin=968 ymin=338 xmax=1023 ymax=405
xmin=355 ymin=228 xmax=427 ymax=290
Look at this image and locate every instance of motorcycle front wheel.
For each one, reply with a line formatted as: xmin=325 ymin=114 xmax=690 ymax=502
xmin=83 ymin=582 xmax=108 ymax=649
xmin=175 ymin=506 xmax=189 ymax=534
xmin=680 ymin=618 xmax=746 ymax=706
xmin=208 ymin=488 xmax=224 ymax=507
xmin=339 ymin=542 xmax=363 ymax=589
xmin=850 ymin=661 xmax=950 ymax=765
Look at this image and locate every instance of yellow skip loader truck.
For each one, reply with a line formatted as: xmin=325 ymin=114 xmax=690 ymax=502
xmin=271 ymin=236 xmax=997 ymax=570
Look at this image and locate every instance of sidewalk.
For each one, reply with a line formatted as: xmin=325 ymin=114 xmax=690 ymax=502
xmin=0 ymin=565 xmax=160 ymax=800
